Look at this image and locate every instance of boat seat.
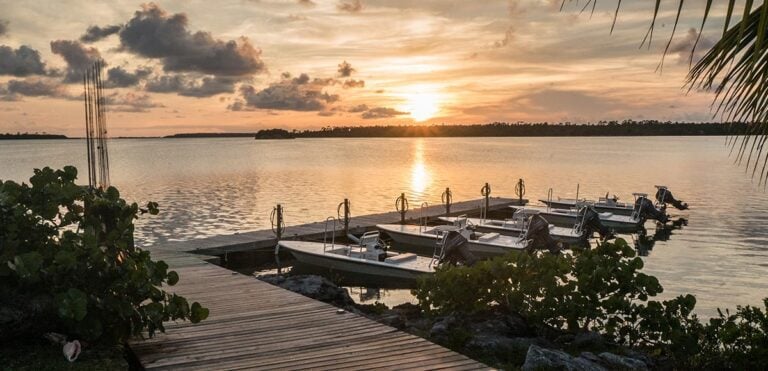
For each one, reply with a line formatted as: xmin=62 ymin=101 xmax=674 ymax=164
xmin=386 ymin=253 xmax=417 ymax=263
xmin=599 ymin=212 xmax=614 ymax=218
xmin=477 ymin=232 xmax=499 ymax=241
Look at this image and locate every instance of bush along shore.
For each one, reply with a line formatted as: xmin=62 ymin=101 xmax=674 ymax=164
xmin=260 ymin=240 xmax=767 ymax=370
xmin=0 ymin=167 xmax=209 ymax=368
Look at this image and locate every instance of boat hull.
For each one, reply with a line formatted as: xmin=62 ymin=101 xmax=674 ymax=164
xmin=278 ymin=241 xmax=432 ymax=281
xmin=520 ymin=208 xmax=643 ymax=232
xmin=438 ymin=217 xmax=584 ymax=245
xmin=377 ymin=224 xmax=525 ymax=259
xmin=540 ymin=199 xmax=635 ymax=216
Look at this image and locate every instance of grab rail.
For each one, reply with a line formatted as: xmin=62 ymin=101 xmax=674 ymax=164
xmin=546 ymin=188 xmax=553 ymax=212
xmin=323 ymin=216 xmax=338 ymax=253
xmin=419 ymin=202 xmax=429 ymax=232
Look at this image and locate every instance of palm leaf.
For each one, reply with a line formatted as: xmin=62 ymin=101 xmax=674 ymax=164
xmin=564 ymin=1 xmax=768 ymax=182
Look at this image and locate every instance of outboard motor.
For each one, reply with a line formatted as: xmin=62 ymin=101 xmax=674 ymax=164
xmin=655 ymin=187 xmax=688 ymax=210
xmin=634 ymin=196 xmax=669 ymax=224
xmin=440 ymin=230 xmax=478 ymax=266
xmin=522 ymin=214 xmax=561 ymax=253
xmin=575 ymin=205 xmax=611 ymax=240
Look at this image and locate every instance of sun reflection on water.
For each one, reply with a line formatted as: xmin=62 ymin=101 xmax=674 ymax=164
xmin=410 ymin=139 xmax=431 ymax=196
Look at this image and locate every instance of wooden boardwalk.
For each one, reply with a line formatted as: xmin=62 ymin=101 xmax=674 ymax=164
xmin=129 ymin=249 xmax=490 ymax=370
xmin=153 ymin=197 xmax=524 ymax=255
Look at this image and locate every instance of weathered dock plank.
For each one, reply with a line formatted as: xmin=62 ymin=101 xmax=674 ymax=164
xmin=129 ymin=250 xmax=490 ymax=370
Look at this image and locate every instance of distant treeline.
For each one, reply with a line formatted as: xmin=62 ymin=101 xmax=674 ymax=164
xmin=164 ymin=132 xmax=256 ymax=138
xmin=292 ymin=121 xmax=749 ymax=138
xmin=0 ymin=133 xmax=68 ymax=140
xmin=163 ymin=121 xmax=751 ymax=139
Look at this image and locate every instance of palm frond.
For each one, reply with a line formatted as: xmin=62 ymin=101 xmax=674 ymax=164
xmin=562 ymin=1 xmax=768 ymax=183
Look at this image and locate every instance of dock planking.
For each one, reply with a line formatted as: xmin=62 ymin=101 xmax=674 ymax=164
xmin=128 ymin=198 xmax=514 ymax=369
xmin=129 ymin=248 xmax=490 ymax=370
xmin=150 ymin=196 xmax=525 ymax=256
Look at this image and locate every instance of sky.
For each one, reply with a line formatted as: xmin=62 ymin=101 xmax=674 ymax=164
xmin=0 ymin=0 xmax=740 ymax=137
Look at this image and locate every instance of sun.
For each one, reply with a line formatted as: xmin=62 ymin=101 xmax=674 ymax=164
xmin=402 ymin=89 xmax=441 ymax=122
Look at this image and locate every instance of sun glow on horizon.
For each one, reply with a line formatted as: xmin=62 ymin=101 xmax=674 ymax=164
xmin=401 ymin=86 xmax=442 ymax=122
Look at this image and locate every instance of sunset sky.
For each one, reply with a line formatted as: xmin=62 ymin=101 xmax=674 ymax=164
xmin=0 ymin=1 xmax=733 ymax=137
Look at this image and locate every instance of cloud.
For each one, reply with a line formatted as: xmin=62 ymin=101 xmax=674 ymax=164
xmin=297 ymin=0 xmax=316 ymax=7
xmin=347 ymin=103 xmax=368 ymax=112
xmin=232 ymin=73 xmax=339 ymax=111
xmin=105 ymin=66 xmax=151 ymax=88
xmin=106 ymin=92 xmax=164 ymax=112
xmin=337 ymin=60 xmax=355 ymax=77
xmin=50 ymin=40 xmax=102 ymax=83
xmin=0 ymin=20 xmax=8 ymax=37
xmin=0 ymin=45 xmax=47 ymax=76
xmin=80 ymin=24 xmax=122 ymax=43
xmin=669 ymin=28 xmax=716 ymax=64
xmin=361 ymin=106 xmax=408 ymax=119
xmin=337 ymin=0 xmax=362 ymax=13
xmin=145 ymin=74 xmax=237 ymax=97
xmin=0 ymin=78 xmax=70 ymax=101
xmin=118 ymin=3 xmax=265 ymax=77
xmin=493 ymin=26 xmax=515 ymax=48
xmin=342 ymin=79 xmax=364 ymax=89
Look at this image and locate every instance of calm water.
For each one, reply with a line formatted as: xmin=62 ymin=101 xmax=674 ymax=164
xmin=1 ymin=136 xmax=767 ymax=315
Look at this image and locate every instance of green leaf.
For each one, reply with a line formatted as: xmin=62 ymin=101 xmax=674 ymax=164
xmin=9 ymin=252 xmax=44 ymax=280
xmin=190 ymin=302 xmax=209 ymax=323
xmin=54 ymin=250 xmax=77 ymax=269
xmin=56 ymin=288 xmax=88 ymax=321
xmin=167 ymin=270 xmax=179 ymax=286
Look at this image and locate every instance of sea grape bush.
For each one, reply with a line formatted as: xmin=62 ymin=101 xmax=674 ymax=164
xmin=414 ymin=239 xmax=767 ymax=368
xmin=0 ymin=166 xmax=208 ymax=344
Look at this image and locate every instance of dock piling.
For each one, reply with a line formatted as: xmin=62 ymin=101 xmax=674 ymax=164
xmin=396 ymin=193 xmax=409 ymax=224
xmin=338 ymin=198 xmax=350 ymax=236
xmin=481 ymin=183 xmax=491 ymax=215
xmin=516 ymin=178 xmax=526 ymax=205
xmin=442 ymin=187 xmax=452 ymax=216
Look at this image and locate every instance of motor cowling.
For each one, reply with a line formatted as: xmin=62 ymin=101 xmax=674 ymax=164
xmin=576 ymin=205 xmax=611 ymax=240
xmin=440 ymin=230 xmax=478 ymax=266
xmin=635 ymin=196 xmax=669 ymax=224
xmin=522 ymin=214 xmax=561 ymax=253
xmin=655 ymin=188 xmax=688 ymax=210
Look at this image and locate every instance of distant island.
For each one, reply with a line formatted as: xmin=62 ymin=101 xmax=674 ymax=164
xmin=254 ymin=129 xmax=295 ymax=139
xmin=0 ymin=133 xmax=68 ymax=140
xmin=166 ymin=120 xmax=747 ymax=139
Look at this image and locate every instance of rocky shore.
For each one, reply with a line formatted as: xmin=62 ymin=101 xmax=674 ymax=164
xmin=259 ymin=274 xmax=657 ymax=370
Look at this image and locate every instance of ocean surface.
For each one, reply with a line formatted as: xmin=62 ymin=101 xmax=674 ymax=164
xmin=1 ymin=136 xmax=767 ymax=315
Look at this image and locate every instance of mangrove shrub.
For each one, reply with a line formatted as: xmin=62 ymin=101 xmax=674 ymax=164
xmin=414 ymin=239 xmax=767 ymax=368
xmin=0 ymin=166 xmax=208 ymax=344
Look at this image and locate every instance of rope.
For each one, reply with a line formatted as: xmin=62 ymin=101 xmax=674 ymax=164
xmin=395 ymin=194 xmax=409 ymax=213
xmin=481 ymin=183 xmax=491 ymax=197
xmin=270 ymin=206 xmax=285 ymax=236
xmin=441 ymin=188 xmax=453 ymax=206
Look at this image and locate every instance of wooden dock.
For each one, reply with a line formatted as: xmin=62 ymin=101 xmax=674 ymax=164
xmin=129 ymin=249 xmax=490 ymax=370
xmin=129 ymin=197 xmax=518 ymax=369
xmin=152 ymin=196 xmax=524 ymax=255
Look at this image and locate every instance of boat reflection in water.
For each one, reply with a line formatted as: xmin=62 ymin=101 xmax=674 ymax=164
xmin=632 ymin=218 xmax=688 ymax=256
